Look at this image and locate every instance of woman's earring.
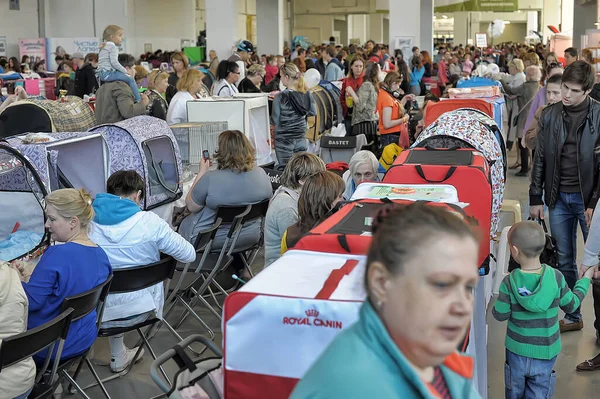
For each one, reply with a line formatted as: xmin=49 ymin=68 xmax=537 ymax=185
xmin=376 ymin=300 xmax=383 ymax=309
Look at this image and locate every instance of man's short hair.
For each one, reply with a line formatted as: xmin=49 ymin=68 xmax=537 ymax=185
xmin=118 ymin=53 xmax=136 ymax=68
xmin=326 ymin=46 xmax=337 ymax=58
xmin=546 ymin=74 xmax=562 ymax=86
xmin=565 ymin=47 xmax=579 ymax=58
xmin=508 ymin=221 xmax=546 ymax=259
xmin=562 ymin=60 xmax=595 ymax=91
xmin=412 ymin=46 xmax=419 ymax=52
xmin=107 ymin=170 xmax=145 ymax=199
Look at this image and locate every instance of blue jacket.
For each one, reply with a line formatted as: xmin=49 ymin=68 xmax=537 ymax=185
xmin=23 ymin=243 xmax=112 ymax=361
xmin=410 ymin=66 xmax=425 ymax=87
xmin=290 ymin=301 xmax=481 ymax=399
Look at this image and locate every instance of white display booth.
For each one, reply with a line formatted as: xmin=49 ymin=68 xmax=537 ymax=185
xmin=186 ymin=94 xmax=273 ymax=166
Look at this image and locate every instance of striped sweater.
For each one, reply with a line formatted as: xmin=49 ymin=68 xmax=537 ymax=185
xmin=492 ymin=265 xmax=591 ymax=360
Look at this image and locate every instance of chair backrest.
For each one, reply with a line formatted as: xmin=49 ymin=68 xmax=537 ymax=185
xmin=60 ymin=275 xmax=113 ymax=324
xmin=193 ymin=218 xmax=222 ymax=253
xmin=109 ymin=257 xmax=177 ymax=294
xmin=243 ymin=198 xmax=270 ymax=224
xmin=319 ymin=135 xmax=357 ymax=165
xmin=0 ymin=308 xmax=74 ymax=372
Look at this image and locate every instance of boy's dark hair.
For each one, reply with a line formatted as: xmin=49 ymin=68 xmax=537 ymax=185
xmin=562 ymin=60 xmax=595 ymax=91
xmin=546 ymin=74 xmax=562 ymax=86
xmin=412 ymin=46 xmax=419 ymax=52
xmin=107 ymin=170 xmax=145 ymax=199
xmin=118 ymin=53 xmax=136 ymax=68
xmin=565 ymin=47 xmax=578 ymax=58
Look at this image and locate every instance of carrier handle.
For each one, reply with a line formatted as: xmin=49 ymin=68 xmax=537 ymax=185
xmin=415 ymin=165 xmax=456 ymax=183
xmin=423 ymin=146 xmax=462 ymax=151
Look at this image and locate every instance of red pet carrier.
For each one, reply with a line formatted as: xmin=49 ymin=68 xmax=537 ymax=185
xmin=383 ymin=148 xmax=492 ymax=274
xmin=293 ymin=198 xmax=474 ymax=256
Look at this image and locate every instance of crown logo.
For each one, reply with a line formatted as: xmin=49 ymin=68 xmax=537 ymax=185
xmin=305 ymin=309 xmax=319 ymax=318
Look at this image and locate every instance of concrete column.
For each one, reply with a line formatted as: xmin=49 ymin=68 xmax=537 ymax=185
xmin=542 ymin=0 xmax=561 ymax=42
xmin=574 ymin=1 xmax=597 ymax=50
xmin=256 ymin=0 xmax=284 ymax=56
xmin=561 ymin=0 xmax=574 ymax=38
xmin=389 ymin=0 xmax=419 ymax=52
xmin=420 ymin=0 xmax=434 ymax=54
xmin=369 ymin=13 xmax=384 ymax=43
xmin=349 ymin=14 xmax=367 ymax=45
xmin=206 ymin=0 xmax=238 ymax=62
xmin=453 ymin=12 xmax=469 ymax=47
xmin=526 ymin=11 xmax=538 ymax=38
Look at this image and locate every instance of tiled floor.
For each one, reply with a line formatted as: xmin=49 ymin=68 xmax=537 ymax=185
xmin=64 ymin=150 xmax=600 ymax=398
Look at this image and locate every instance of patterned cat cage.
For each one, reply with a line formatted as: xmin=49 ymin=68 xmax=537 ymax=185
xmin=5 ymin=116 xmax=183 ymax=211
xmin=0 ymin=143 xmax=48 ymax=262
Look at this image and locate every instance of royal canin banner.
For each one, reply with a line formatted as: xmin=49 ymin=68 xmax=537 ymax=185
xmin=223 ymin=251 xmax=367 ymax=399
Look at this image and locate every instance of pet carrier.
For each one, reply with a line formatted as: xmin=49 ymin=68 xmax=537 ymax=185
xmin=0 ymin=143 xmax=48 ymax=262
xmin=0 ymin=96 xmax=95 ymax=138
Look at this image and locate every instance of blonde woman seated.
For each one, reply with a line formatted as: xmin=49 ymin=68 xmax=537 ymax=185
xmin=166 ymin=69 xmax=210 ymax=125
xmin=146 ymin=69 xmax=170 ymax=120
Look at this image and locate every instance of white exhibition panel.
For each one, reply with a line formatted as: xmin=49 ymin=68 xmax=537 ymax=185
xmin=186 ymin=95 xmax=273 ymax=165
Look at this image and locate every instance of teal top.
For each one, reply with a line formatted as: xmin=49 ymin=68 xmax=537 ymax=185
xmin=290 ymin=301 xmax=481 ymax=399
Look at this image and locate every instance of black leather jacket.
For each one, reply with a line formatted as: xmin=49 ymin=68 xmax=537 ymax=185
xmin=530 ymin=98 xmax=600 ymax=210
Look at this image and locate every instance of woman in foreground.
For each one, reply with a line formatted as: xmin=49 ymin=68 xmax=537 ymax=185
xmin=291 ymin=202 xmax=481 ymax=398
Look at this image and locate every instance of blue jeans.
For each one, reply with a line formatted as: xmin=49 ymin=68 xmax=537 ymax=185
xmin=548 ymin=191 xmax=589 ymax=322
xmin=275 ymin=137 xmax=308 ymax=171
xmin=505 ymin=349 xmax=557 ymax=399
xmin=13 ymin=386 xmax=33 ymax=399
xmin=97 ymin=69 xmax=141 ymax=102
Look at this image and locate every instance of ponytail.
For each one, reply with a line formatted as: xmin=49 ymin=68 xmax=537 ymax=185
xmin=297 ymin=75 xmax=308 ymax=93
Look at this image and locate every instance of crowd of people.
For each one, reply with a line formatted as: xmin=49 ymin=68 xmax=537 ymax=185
xmin=6 ymin=20 xmax=600 ymax=398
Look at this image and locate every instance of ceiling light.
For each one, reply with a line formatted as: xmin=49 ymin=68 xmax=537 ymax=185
xmin=504 ymin=21 xmax=511 ymax=24
xmin=442 ymin=15 xmax=448 ymax=19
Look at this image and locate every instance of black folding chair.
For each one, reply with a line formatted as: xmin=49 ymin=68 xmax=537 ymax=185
xmin=158 ymin=219 xmax=222 ymax=346
xmin=58 ymin=275 xmax=113 ymax=398
xmin=174 ymin=198 xmax=270 ymax=327
xmin=82 ymin=257 xmax=177 ymax=391
xmin=0 ymin=309 xmax=74 ymax=399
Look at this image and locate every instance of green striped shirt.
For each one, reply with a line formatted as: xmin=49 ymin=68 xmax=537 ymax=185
xmin=492 ymin=265 xmax=590 ymax=360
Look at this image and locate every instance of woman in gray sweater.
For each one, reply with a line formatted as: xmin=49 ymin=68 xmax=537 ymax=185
xmin=345 ymin=61 xmax=380 ymax=144
xmin=263 ymin=153 xmax=325 ymax=267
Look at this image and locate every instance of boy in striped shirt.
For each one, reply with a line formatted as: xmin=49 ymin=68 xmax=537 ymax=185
xmin=493 ymin=221 xmax=596 ymax=398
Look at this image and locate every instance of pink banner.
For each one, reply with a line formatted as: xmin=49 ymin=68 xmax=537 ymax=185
xmin=19 ymin=38 xmax=47 ymax=69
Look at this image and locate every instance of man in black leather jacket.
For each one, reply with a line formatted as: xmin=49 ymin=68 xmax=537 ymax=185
xmin=530 ymin=61 xmax=600 ymax=332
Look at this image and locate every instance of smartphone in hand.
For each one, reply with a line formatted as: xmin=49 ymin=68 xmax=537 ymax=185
xmin=202 ymin=150 xmax=210 ymax=161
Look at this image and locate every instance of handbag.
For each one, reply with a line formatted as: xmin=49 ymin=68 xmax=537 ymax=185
xmin=508 ymin=219 xmax=558 ymax=272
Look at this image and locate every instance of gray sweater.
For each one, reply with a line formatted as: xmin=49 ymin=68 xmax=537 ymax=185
xmin=264 ymin=186 xmax=300 ymax=267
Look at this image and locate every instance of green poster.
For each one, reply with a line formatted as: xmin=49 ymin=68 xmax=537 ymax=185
xmin=435 ymin=0 xmax=518 ymax=12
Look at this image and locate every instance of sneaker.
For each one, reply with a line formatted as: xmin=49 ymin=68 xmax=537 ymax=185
xmin=559 ymin=319 xmax=583 ymax=333
xmin=110 ymin=347 xmax=145 ymax=373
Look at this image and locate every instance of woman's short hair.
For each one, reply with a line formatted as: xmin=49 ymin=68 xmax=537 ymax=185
xmin=546 ymin=73 xmax=562 ymax=86
xmin=176 ymin=69 xmax=204 ymax=92
xmin=134 ymin=65 xmax=148 ymax=81
xmin=148 ymin=70 xmax=169 ymax=90
xmin=85 ymin=53 xmax=98 ymax=64
xmin=280 ymin=153 xmax=326 ymax=190
xmin=247 ymin=64 xmax=265 ymax=78
xmin=349 ymin=151 xmax=379 ymax=176
xmin=107 ymin=170 xmax=145 ymax=199
xmin=170 ymin=51 xmax=190 ymax=70
xmin=366 ymin=202 xmax=478 ymax=289
xmin=216 ymin=60 xmax=240 ymax=80
xmin=297 ymin=171 xmax=345 ymax=230
xmin=522 ymin=52 xmax=540 ymax=67
xmin=509 ymin=59 xmax=525 ymax=72
xmin=215 ymin=130 xmax=255 ymax=173
xmin=525 ymin=66 xmax=542 ymax=82
xmin=46 ymin=188 xmax=95 ymax=230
